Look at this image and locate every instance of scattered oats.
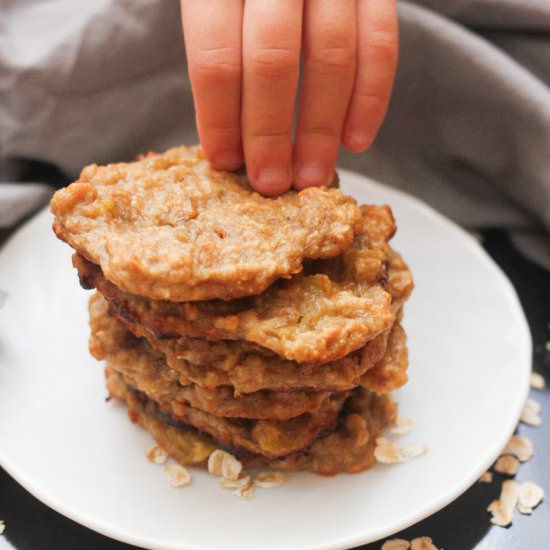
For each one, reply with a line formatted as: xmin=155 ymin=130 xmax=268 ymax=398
xmin=253 ymin=471 xmax=287 ymax=488
xmin=479 ymin=471 xmax=493 ymax=483
xmin=382 ymin=537 xmax=440 ymax=550
xmin=520 ymin=398 xmax=542 ymax=427
xmin=525 ymin=398 xmax=541 ymax=413
xmin=145 ymin=444 xmax=168 ymax=465
xmin=410 ymin=537 xmax=439 ymax=550
xmin=545 ymin=341 xmax=550 ymax=352
xmin=390 ymin=417 xmax=414 ymax=436
xmin=375 ymin=438 xmax=402 ymax=463
xmin=381 ymin=539 xmax=410 ymax=550
xmin=517 ymin=481 xmax=544 ymax=514
xmin=375 ymin=438 xmax=428 ymax=464
xmin=487 ymin=479 xmax=519 ymax=527
xmin=400 ymin=444 xmax=429 ymax=459
xmin=232 ymin=481 xmax=254 ymax=499
xmin=207 ymin=449 xmax=225 ymax=476
xmin=0 ymin=520 xmax=4 ymax=534
xmin=163 ymin=464 xmax=191 ymax=488
xmin=220 ymin=475 xmax=251 ymax=490
xmin=494 ymin=455 xmax=519 ymax=476
xmin=530 ymin=372 xmax=545 ymax=390
xmin=502 ymin=435 xmax=534 ymax=462
xmin=221 ymin=455 xmax=242 ymax=481
xmin=208 ymin=449 xmax=242 ymax=480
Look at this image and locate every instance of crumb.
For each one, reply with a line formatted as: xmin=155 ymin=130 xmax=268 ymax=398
xmin=468 ymin=231 xmax=483 ymax=243
xmin=502 ymin=435 xmax=534 ymax=462
xmin=163 ymin=463 xmax=191 ymax=488
xmin=381 ymin=540 xmax=410 ymax=550
xmin=520 ymin=398 xmax=542 ymax=427
xmin=145 ymin=444 xmax=168 ymax=465
xmin=253 ymin=471 xmax=287 ymax=488
xmin=479 ymin=471 xmax=493 ymax=483
xmin=410 ymin=537 xmax=440 ymax=550
xmin=530 ymin=372 xmax=545 ymax=390
xmin=494 ymin=455 xmax=519 ymax=476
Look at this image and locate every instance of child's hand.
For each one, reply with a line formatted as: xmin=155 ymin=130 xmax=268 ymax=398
xmin=180 ymin=0 xmax=397 ymax=195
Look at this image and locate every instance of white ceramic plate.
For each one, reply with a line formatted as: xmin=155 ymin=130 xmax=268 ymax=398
xmin=0 ymin=171 xmax=531 ymax=550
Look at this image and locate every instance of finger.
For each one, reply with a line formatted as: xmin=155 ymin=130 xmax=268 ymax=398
xmin=293 ymin=0 xmax=357 ymax=191
xmin=180 ymin=0 xmax=244 ymax=170
xmin=342 ymin=0 xmax=398 ymax=153
xmin=242 ymin=0 xmax=303 ymax=195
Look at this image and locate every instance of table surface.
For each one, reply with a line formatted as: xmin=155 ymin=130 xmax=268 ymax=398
xmin=0 ymin=222 xmax=548 ymax=550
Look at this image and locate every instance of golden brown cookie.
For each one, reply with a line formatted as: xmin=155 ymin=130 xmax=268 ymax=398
xmin=51 ymin=146 xmax=360 ymax=302
xmin=77 ymin=205 xmax=401 ymax=364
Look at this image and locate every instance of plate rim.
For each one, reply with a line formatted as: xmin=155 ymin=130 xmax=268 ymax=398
xmin=0 ymin=170 xmax=532 ymax=550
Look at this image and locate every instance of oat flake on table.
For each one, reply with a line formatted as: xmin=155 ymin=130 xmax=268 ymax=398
xmin=494 ymin=455 xmax=520 ymax=475
xmin=502 ymin=435 xmax=534 ymax=462
xmin=517 ymin=481 xmax=544 ymax=514
xmin=479 ymin=471 xmax=493 ymax=483
xmin=520 ymin=398 xmax=542 ymax=427
xmin=410 ymin=537 xmax=440 ymax=550
xmin=530 ymin=372 xmax=545 ymax=390
xmin=487 ymin=479 xmax=520 ymax=527
xmin=381 ymin=539 xmax=410 ymax=550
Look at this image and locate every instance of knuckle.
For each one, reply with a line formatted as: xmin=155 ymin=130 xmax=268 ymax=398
xmin=301 ymin=126 xmax=339 ymax=139
xmin=371 ymin=94 xmax=387 ymax=113
xmin=356 ymin=89 xmax=387 ymax=110
xmin=347 ymin=91 xmax=388 ymax=134
xmin=364 ymin=30 xmax=398 ymax=63
xmin=247 ymin=127 xmax=291 ymax=151
xmin=307 ymin=45 xmax=356 ymax=71
xmin=305 ymin=18 xmax=356 ymax=70
xmin=192 ymin=48 xmax=241 ymax=83
xmin=250 ymin=128 xmax=290 ymax=141
xmin=204 ymin=122 xmax=241 ymax=135
xmin=247 ymin=47 xmax=298 ymax=77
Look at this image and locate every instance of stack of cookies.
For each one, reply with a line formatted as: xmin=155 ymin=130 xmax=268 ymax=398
xmin=51 ymin=146 xmax=413 ymax=476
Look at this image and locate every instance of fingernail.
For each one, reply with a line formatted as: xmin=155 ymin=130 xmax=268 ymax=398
xmin=345 ymin=132 xmax=373 ymax=152
xmin=210 ymin=151 xmax=243 ymax=171
xmin=295 ymin=162 xmax=330 ymax=188
xmin=255 ymin=166 xmax=291 ymax=195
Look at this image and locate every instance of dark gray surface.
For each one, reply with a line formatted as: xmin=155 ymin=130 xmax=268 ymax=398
xmin=0 ymin=229 xmax=548 ymax=550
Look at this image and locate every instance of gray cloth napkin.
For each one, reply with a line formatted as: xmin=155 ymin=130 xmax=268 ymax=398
xmin=0 ymin=0 xmax=548 ymax=267
xmin=0 ymin=183 xmax=52 ymax=228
